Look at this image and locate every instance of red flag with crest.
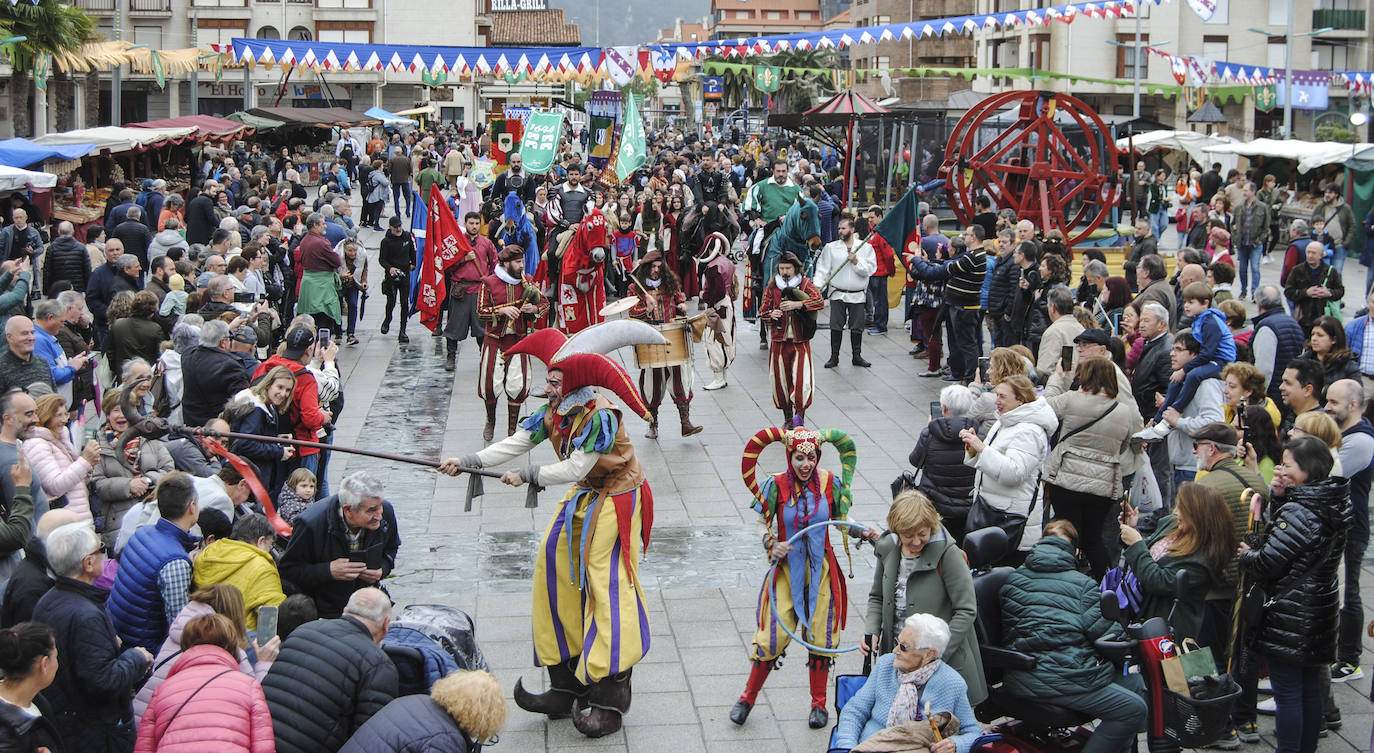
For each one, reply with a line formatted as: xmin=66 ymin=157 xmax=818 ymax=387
xmin=416 ymin=184 xmax=470 ymax=332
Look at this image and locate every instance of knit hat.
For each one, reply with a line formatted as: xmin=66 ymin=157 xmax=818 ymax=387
xmin=168 ymin=274 xmax=185 ymax=291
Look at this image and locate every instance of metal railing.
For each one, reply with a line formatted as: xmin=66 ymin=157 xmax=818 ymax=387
xmin=73 ymin=0 xmax=116 ymax=12
xmin=1313 ymin=8 xmax=1367 ymax=30
xmin=129 ymin=0 xmax=171 ymax=12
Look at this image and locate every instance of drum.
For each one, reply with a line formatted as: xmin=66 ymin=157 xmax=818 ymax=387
xmin=634 ymin=322 xmax=691 ymax=369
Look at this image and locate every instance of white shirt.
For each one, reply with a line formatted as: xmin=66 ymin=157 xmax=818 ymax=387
xmin=812 ymin=237 xmax=876 ymax=304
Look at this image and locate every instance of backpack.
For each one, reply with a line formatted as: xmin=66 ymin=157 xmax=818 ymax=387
xmin=149 ymin=358 xmax=176 ymax=417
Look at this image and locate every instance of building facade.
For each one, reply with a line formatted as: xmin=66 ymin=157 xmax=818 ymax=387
xmin=970 ymin=0 xmax=1373 ymax=139
xmin=849 ymin=0 xmax=976 ymax=102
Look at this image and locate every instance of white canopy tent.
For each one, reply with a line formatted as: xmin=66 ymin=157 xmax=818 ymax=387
xmin=1115 ymin=130 xmax=1239 ymax=174
xmin=1203 ymin=138 xmax=1374 ymax=174
xmin=31 ymin=126 xmax=199 ymax=155
xmin=0 ymin=165 xmax=57 ymax=192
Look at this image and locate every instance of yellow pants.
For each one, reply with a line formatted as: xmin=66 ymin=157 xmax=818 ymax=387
xmin=749 ymin=557 xmax=842 ymax=661
xmin=532 ymin=485 xmax=650 ymax=685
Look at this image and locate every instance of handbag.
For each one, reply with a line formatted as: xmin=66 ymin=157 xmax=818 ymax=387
xmin=1323 ymin=267 xmax=1342 ymax=319
xmin=967 ymin=477 xmax=1040 ymax=551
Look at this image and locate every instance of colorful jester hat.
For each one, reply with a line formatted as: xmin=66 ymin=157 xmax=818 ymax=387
xmin=741 ymin=426 xmax=858 ymax=517
xmin=504 ymin=320 xmax=667 ymax=420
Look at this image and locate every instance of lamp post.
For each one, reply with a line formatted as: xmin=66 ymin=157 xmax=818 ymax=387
xmin=1247 ymin=24 xmax=1333 ymax=139
xmin=1352 ymin=111 xmax=1369 ymax=156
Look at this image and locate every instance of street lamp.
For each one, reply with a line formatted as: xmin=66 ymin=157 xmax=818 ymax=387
xmin=1352 ymin=111 xmax=1369 ymax=153
xmin=1247 ymin=23 xmax=1333 ymax=140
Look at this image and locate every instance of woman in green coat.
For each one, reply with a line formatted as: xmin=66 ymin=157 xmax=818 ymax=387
xmin=1118 ymin=482 xmax=1237 ymax=640
xmin=862 ymin=490 xmax=986 ymax=705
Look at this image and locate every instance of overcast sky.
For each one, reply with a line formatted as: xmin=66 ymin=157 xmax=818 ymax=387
xmin=548 ymin=0 xmax=711 ymax=47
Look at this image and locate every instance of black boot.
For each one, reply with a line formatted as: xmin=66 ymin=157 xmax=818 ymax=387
xmin=380 ymin=316 xmax=391 ymax=334
xmin=851 ymin=331 xmax=871 ymax=367
xmin=824 ymin=330 xmax=841 ymax=368
xmin=572 ymin=670 xmax=632 ymax=738
xmin=445 ymin=339 xmax=457 ymax=372
xmin=513 ymin=659 xmax=586 ymax=719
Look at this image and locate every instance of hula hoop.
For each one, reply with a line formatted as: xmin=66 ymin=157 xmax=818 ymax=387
xmin=762 ymin=519 xmax=876 ymax=655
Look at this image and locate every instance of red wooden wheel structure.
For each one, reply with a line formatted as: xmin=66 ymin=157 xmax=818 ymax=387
xmin=938 ymin=90 xmax=1119 ymax=248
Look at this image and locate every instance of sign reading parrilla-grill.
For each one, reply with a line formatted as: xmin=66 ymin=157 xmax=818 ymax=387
xmin=491 ymin=0 xmax=547 ymax=10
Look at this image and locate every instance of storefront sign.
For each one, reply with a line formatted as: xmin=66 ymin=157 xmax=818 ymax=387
xmin=492 ymin=0 xmax=547 ymax=10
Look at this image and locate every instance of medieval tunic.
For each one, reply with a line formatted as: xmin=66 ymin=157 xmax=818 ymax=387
xmin=628 ymin=284 xmax=691 ymax=411
xmin=475 ymin=269 xmax=548 ymax=405
xmin=760 ymin=276 xmax=824 ymax=413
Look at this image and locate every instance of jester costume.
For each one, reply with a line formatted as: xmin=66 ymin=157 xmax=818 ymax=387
xmin=757 ymin=198 xmax=822 ymax=346
xmin=733 ymin=426 xmax=862 ymax=729
xmin=475 ymin=244 xmax=549 ymax=441
xmin=628 ymin=251 xmax=701 ymax=439
xmin=458 ymin=321 xmax=666 ymax=738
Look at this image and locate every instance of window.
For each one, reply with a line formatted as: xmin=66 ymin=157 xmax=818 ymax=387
xmin=1267 ymin=38 xmax=1287 ymax=69
xmin=316 ymin=22 xmax=371 ymax=43
xmin=197 ymin=23 xmax=248 ymax=48
xmin=735 ymin=10 xmax=749 ymax=19
xmin=1031 ymin=33 xmax=1050 ymax=71
xmin=766 ymin=10 xmax=781 ymax=20
xmin=796 ymin=10 xmax=812 ymax=19
xmin=1204 ymin=0 xmax=1229 ymax=23
xmin=1115 ymin=33 xmax=1148 ymax=79
xmin=133 ymin=25 xmax=161 ymax=48
xmin=876 ymin=14 xmax=889 ymax=24
xmin=316 ymin=0 xmax=370 ymax=7
xmin=288 ymin=26 xmax=312 ymax=40
xmin=876 ymin=55 xmax=889 ymax=70
xmin=256 ymin=25 xmax=281 ymax=39
xmin=1268 ymin=0 xmax=1290 ymax=25
xmin=1312 ymin=41 xmax=1350 ymax=70
xmin=1201 ymin=36 xmax=1227 ymax=64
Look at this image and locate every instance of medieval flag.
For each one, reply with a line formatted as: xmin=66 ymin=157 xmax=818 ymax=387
xmin=415 ymin=185 xmax=471 ymax=332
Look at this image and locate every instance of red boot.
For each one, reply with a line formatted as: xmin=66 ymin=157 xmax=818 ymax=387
xmin=730 ymin=659 xmax=774 ymax=725
xmin=807 ymin=654 xmax=831 ymax=729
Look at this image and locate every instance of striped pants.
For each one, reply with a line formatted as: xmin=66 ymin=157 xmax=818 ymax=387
xmin=769 ymin=341 xmax=813 ymax=413
xmin=638 ymin=366 xmax=691 ymax=411
xmin=532 ymin=483 xmax=652 ymax=685
xmin=478 ymin=342 xmax=530 ymax=405
xmin=750 ymin=557 xmax=842 ymax=661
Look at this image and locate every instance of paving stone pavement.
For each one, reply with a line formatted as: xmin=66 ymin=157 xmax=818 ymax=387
xmin=322 ymin=208 xmax=1372 ymax=753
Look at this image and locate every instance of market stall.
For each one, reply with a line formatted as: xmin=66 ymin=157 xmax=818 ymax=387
xmin=363 ymin=106 xmax=418 ymax=128
xmin=244 ymin=106 xmax=381 ymax=185
xmin=129 ymin=115 xmax=256 ymax=144
xmin=1113 ymin=130 xmax=1239 ymax=175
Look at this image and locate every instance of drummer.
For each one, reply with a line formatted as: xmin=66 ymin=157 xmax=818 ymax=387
xmin=629 ymin=250 xmax=703 ymax=439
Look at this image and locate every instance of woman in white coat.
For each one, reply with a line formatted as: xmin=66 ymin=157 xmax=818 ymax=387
xmin=958 ymin=375 xmax=1058 ymax=566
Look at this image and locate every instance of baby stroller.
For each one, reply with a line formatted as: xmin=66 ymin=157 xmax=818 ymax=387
xmin=383 ymin=604 xmax=490 ymax=695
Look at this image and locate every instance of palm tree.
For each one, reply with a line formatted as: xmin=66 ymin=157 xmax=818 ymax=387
xmin=0 ymin=0 xmax=94 ymax=137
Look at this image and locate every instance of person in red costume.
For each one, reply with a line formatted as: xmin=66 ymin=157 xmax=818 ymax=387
xmin=559 ymin=209 xmax=610 ymax=334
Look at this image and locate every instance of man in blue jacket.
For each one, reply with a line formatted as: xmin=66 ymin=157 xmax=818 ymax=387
xmin=107 ymin=472 xmax=201 ymax=652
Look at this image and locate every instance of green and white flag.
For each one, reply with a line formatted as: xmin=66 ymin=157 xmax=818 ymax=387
xmin=615 ymin=94 xmax=646 ymax=183
xmin=518 ymin=110 xmax=565 ymax=175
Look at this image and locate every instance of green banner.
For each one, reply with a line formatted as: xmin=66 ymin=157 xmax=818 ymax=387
xmin=615 ymin=95 xmax=646 ymax=183
xmin=754 ymin=66 xmax=781 ymax=93
xmin=518 ymin=110 xmax=565 ymax=175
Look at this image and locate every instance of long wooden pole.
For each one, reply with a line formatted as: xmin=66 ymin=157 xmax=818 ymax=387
xmin=179 ymin=426 xmax=504 ymax=479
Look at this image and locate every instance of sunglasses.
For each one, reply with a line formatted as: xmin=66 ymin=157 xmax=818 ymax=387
xmin=87 ymin=542 xmax=109 ymax=558
xmin=894 ymin=640 xmax=915 ymax=653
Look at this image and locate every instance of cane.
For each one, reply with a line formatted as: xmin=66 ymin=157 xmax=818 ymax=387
xmin=1227 ymin=487 xmax=1258 ymax=675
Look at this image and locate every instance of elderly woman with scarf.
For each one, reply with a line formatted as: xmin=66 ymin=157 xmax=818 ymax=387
xmin=496 ymin=192 xmax=541 ymax=279
xmin=731 ymin=426 xmax=881 ymax=730
xmin=836 ymin=613 xmax=983 ymax=753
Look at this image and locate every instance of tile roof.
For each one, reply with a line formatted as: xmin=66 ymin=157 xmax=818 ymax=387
xmin=489 ymin=9 xmax=581 ymax=46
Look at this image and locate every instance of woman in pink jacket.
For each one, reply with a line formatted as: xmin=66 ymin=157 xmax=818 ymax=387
xmin=22 ymin=393 xmax=100 ymax=521
xmin=135 ymin=613 xmax=276 ymax=753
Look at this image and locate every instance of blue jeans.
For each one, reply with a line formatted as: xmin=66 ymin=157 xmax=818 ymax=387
xmin=343 ymin=287 xmax=359 ymax=335
xmin=1267 ymin=658 xmax=1323 ymax=753
xmin=1237 ymin=243 xmax=1263 ymax=296
xmin=391 ymin=183 xmax=413 ymax=218
xmin=866 ymin=275 xmax=889 ymax=331
xmin=1151 ymin=207 xmax=1170 ymax=240
xmin=298 ymin=429 xmax=333 ymax=499
xmin=1331 ymin=245 xmax=1347 ymax=276
xmin=1155 ymin=360 xmax=1224 ymax=423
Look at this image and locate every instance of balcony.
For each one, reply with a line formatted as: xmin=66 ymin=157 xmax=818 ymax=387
xmin=128 ymin=0 xmax=172 ymax=16
xmin=1313 ymin=8 xmax=1367 ymax=30
xmin=191 ymin=0 xmax=248 ymax=7
xmin=73 ymin=0 xmax=116 ymax=14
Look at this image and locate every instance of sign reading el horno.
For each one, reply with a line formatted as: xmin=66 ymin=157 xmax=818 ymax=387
xmin=491 ymin=0 xmax=547 ymax=10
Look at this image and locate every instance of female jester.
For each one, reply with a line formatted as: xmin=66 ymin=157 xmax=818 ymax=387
xmin=731 ymin=426 xmax=880 ymax=729
xmin=438 ymin=320 xmax=664 ymax=739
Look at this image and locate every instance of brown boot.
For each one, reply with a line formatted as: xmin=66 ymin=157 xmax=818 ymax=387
xmin=507 ymin=404 xmax=522 ymax=436
xmin=483 ymin=403 xmax=497 ymax=442
xmin=644 ymin=410 xmax=658 ymax=439
xmin=572 ymin=670 xmax=632 ymax=738
xmin=444 ymin=338 xmax=457 ymax=372
xmin=676 ymin=400 xmax=703 ymax=436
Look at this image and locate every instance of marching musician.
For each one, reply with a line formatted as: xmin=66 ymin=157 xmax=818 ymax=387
xmin=476 ymin=244 xmax=549 ymax=442
xmin=628 ymin=251 xmax=702 ymax=439
xmin=696 ymin=231 xmax=738 ymax=391
xmin=760 ymin=251 xmax=823 ymax=427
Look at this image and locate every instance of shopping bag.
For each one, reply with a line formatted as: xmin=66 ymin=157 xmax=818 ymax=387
xmin=1128 ymin=455 xmax=1162 ymax=512
xmin=1160 ymin=639 xmax=1217 ymax=696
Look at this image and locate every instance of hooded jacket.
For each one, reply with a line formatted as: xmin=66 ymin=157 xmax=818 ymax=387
xmin=133 ymin=600 xmax=272 ymax=724
xmin=148 ymin=228 xmax=187 ymax=260
xmin=998 ymin=536 xmax=1117 ymax=698
xmin=1240 ymin=477 xmax=1350 ymax=665
xmin=908 ymin=417 xmax=978 ymax=519
xmin=134 ymin=644 xmax=274 ymax=753
xmin=22 ymin=425 xmax=93 ymax=521
xmin=1043 ymin=390 xmax=1142 ymax=499
xmin=965 ymin=398 xmax=1059 ymax=551
xmin=337 ymin=693 xmax=481 ymax=753
xmin=192 ymin=537 xmax=287 ymax=631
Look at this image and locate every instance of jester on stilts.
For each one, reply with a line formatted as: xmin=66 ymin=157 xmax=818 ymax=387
xmin=730 ymin=425 xmax=879 ymax=730
xmin=439 ymin=320 xmax=667 ymax=738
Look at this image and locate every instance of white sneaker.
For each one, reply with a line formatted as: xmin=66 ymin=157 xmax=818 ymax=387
xmin=1257 ymin=697 xmax=1276 ymax=715
xmin=1133 ymin=422 xmax=1171 ymax=441
xmin=703 ymin=375 xmax=728 ymax=391
xmin=1257 ymin=677 xmax=1272 ymax=693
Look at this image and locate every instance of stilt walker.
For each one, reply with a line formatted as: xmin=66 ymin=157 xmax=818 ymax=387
xmin=760 ymin=251 xmax=823 ymax=427
xmin=439 ymin=320 xmax=666 ymax=738
xmin=476 ymin=243 xmax=549 ymax=441
xmin=628 ymin=251 xmax=702 ymax=439
xmin=731 ymin=425 xmax=878 ymax=729
xmin=697 ymin=231 xmax=738 ymax=391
